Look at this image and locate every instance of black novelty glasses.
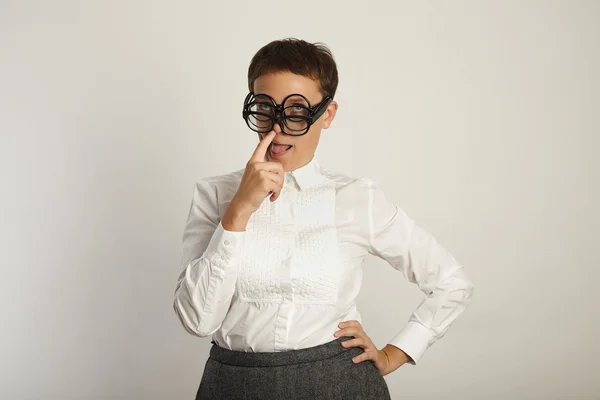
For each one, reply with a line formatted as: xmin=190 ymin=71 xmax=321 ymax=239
xmin=242 ymin=92 xmax=332 ymax=136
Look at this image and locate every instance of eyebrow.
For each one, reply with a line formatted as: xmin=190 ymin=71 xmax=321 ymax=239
xmin=254 ymin=93 xmax=309 ymax=103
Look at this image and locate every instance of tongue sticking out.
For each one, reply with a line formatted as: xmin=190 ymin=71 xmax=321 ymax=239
xmin=271 ymin=144 xmax=291 ymax=154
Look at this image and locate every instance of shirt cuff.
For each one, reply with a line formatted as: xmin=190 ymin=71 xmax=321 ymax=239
xmin=203 ymin=221 xmax=246 ymax=274
xmin=388 ymin=321 xmax=435 ymax=365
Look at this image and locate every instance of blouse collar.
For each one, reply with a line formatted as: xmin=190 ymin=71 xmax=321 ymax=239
xmin=287 ymin=155 xmax=324 ymax=191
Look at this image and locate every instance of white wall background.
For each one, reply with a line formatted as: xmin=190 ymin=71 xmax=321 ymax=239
xmin=1 ymin=1 xmax=598 ymax=399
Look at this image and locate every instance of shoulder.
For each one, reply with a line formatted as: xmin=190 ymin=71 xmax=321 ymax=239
xmin=318 ymin=164 xmax=397 ymax=216
xmin=199 ymin=168 xmax=244 ymax=187
xmin=192 ymin=168 xmax=244 ymax=202
xmin=318 ymin=164 xmax=379 ymax=193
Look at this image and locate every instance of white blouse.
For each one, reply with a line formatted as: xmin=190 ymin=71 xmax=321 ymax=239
xmin=173 ymin=156 xmax=474 ymax=364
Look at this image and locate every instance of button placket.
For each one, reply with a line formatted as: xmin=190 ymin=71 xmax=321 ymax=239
xmin=274 ymin=183 xmax=296 ymax=351
xmin=285 ymin=186 xmax=297 ymax=218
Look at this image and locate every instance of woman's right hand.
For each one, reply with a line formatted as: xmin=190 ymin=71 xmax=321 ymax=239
xmin=222 ymin=131 xmax=284 ymax=231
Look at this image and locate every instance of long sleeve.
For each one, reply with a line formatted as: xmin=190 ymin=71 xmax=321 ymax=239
xmin=365 ymin=178 xmax=474 ymax=364
xmin=173 ymin=179 xmax=246 ymax=337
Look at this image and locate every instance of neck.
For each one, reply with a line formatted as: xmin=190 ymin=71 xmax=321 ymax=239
xmin=285 ymin=155 xmax=315 ymax=172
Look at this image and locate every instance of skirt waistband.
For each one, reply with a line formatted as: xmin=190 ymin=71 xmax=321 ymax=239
xmin=209 ymin=336 xmax=356 ymax=367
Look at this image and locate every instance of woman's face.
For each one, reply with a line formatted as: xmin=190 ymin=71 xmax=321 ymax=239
xmin=253 ymin=72 xmax=337 ymax=172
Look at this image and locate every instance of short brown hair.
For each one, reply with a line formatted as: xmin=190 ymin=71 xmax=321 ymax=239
xmin=247 ymin=38 xmax=339 ymax=99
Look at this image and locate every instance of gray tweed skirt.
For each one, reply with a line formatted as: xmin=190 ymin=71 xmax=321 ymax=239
xmin=195 ymin=336 xmax=391 ymax=400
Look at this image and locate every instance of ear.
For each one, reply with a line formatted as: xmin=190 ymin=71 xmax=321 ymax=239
xmin=322 ymin=101 xmax=338 ymax=129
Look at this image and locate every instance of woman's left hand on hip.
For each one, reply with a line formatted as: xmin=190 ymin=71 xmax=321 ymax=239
xmin=334 ymin=320 xmax=389 ymax=375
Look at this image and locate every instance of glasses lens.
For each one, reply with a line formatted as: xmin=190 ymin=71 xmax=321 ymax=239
xmin=249 ymin=95 xmax=275 ymax=115
xmin=247 ymin=95 xmax=274 ymax=132
xmin=283 ymin=96 xmax=310 ymax=117
xmin=282 ymin=96 xmax=310 ymax=134
xmin=281 ymin=118 xmax=309 ymax=135
xmin=247 ymin=115 xmax=273 ymax=132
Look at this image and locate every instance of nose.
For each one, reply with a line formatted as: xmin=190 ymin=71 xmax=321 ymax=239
xmin=272 ymin=120 xmax=283 ymax=134
xmin=258 ymin=125 xmax=283 ymax=141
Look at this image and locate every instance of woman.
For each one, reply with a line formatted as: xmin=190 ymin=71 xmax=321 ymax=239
xmin=173 ymin=38 xmax=474 ymax=399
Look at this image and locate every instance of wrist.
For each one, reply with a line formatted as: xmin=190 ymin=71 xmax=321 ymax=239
xmin=378 ymin=348 xmax=391 ymax=376
xmin=222 ymin=201 xmax=252 ymax=232
xmin=381 ymin=344 xmax=410 ymax=374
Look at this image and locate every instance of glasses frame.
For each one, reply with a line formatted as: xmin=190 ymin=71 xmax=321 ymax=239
xmin=242 ymin=92 xmax=332 ymax=136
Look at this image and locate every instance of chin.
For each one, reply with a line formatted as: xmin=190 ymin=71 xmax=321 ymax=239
xmin=267 ymin=150 xmax=294 ymax=168
xmin=275 ymin=159 xmax=290 ymax=170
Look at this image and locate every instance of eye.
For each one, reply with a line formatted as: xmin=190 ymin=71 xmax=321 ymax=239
xmin=251 ymin=102 xmax=274 ymax=114
xmin=285 ymin=104 xmax=309 ymax=117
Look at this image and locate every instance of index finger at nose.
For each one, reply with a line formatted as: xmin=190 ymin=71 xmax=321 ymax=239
xmin=250 ymin=130 xmax=276 ymax=163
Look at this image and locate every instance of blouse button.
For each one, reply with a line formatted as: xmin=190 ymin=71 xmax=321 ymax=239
xmin=224 ymin=239 xmax=231 ymax=246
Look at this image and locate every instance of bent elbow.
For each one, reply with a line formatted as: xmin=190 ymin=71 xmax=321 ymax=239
xmin=461 ymin=273 xmax=475 ymax=302
xmin=173 ymin=294 xmax=221 ymax=338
